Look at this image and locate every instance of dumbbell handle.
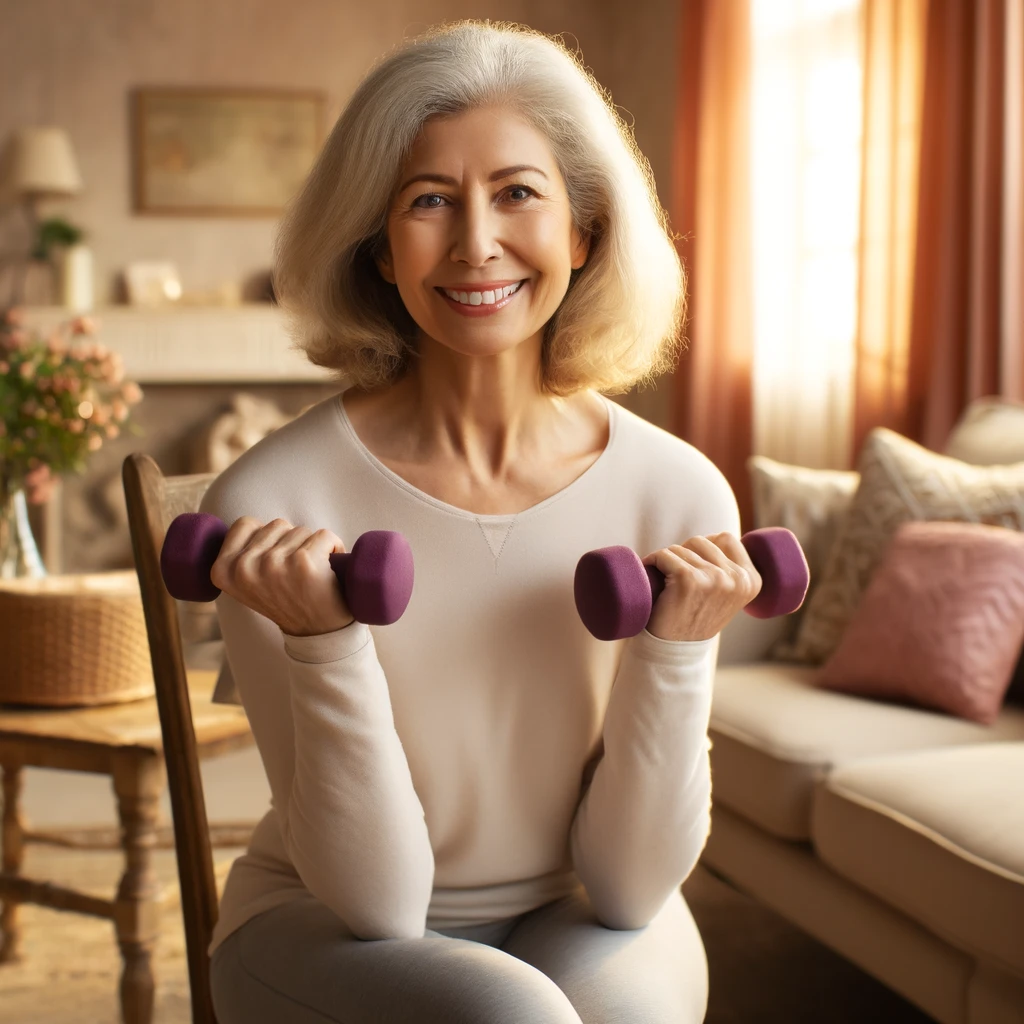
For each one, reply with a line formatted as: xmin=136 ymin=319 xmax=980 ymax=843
xmin=645 ymin=528 xmax=807 ymax=617
xmin=160 ymin=512 xmax=414 ymax=626
xmin=574 ymin=526 xmax=810 ymax=641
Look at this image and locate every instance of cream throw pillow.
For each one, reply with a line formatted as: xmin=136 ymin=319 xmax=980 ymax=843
xmin=747 ymin=455 xmax=860 ymax=654
xmin=784 ymin=427 xmax=1024 ymax=665
xmin=945 ymin=396 xmax=1024 ymax=465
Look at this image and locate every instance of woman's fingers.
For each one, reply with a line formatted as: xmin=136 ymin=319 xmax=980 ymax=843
xmin=295 ymin=528 xmax=345 ymax=556
xmin=670 ymin=534 xmax=760 ymax=591
xmin=292 ymin=528 xmax=347 ymax=578
xmin=640 ymin=532 xmax=764 ymax=641
xmin=211 ymin=517 xmax=313 ymax=591
xmin=210 ymin=516 xmax=273 ymax=591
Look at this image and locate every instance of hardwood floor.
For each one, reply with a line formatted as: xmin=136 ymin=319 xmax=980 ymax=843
xmin=683 ymin=865 xmax=935 ymax=1023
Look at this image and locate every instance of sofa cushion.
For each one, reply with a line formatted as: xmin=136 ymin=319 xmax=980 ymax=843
xmin=812 ymin=743 xmax=1024 ymax=979
xmin=710 ymin=662 xmax=1024 ymax=840
xmin=784 ymin=427 xmax=1024 ymax=666
xmin=945 ymin=396 xmax=1024 ymax=466
xmin=968 ymin=961 xmax=1024 ymax=1024
xmin=746 ymin=455 xmax=860 ymax=656
xmin=816 ymin=520 xmax=1024 ymax=724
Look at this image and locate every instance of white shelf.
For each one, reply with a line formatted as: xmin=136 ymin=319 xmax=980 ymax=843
xmin=20 ymin=305 xmax=336 ymax=384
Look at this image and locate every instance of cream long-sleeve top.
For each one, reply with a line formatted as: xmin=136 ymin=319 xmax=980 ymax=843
xmin=202 ymin=387 xmax=740 ymax=956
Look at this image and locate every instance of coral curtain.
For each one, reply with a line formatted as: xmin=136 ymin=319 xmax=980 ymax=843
xmin=861 ymin=0 xmax=1022 ymax=457
xmin=1007 ymin=0 xmax=1024 ymax=396
xmin=1007 ymin=0 xmax=1024 ymax=395
xmin=673 ymin=0 xmax=1024 ymax=522
xmin=671 ymin=0 xmax=755 ymax=531
xmin=850 ymin=0 xmax=928 ymax=456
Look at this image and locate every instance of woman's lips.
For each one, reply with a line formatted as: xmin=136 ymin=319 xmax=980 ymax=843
xmin=436 ymin=280 xmax=527 ymax=317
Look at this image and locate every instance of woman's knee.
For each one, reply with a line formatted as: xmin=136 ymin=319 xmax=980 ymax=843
xmin=211 ymin=900 xmax=585 ymax=1024
xmin=503 ymin=887 xmax=708 ymax=1024
xmin=210 ymin=928 xmax=333 ymax=1024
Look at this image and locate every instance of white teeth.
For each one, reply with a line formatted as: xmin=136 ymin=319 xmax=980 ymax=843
xmin=444 ymin=281 xmax=523 ymax=305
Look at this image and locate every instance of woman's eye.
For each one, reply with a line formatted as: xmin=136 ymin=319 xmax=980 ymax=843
xmin=411 ymin=185 xmax=535 ymax=209
xmin=413 ymin=193 xmax=445 ymax=209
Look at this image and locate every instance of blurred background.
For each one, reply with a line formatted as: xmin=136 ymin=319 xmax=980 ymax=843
xmin=1 ymin=4 xmax=1022 ymax=1024
xmin=0 ymin=0 xmax=1021 ymax=572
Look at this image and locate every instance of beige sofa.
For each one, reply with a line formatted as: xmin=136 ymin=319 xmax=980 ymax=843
xmin=705 ymin=403 xmax=1024 ymax=1024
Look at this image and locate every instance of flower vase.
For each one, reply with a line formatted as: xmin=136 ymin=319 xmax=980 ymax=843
xmin=0 ymin=485 xmax=47 ymax=580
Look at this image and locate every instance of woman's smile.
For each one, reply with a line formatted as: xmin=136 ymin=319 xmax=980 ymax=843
xmin=375 ymin=104 xmax=590 ymax=347
xmin=435 ymin=278 xmax=529 ymax=317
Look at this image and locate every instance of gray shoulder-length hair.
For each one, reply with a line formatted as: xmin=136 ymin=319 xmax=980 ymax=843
xmin=273 ymin=19 xmax=686 ymax=398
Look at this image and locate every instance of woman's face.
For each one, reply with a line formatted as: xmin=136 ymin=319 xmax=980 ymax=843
xmin=377 ymin=105 xmax=589 ymax=358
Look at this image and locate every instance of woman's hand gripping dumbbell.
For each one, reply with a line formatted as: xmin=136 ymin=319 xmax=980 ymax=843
xmin=160 ymin=513 xmax=415 ymax=636
xmin=574 ymin=526 xmax=809 ymax=642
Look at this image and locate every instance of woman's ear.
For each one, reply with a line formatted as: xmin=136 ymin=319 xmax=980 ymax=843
xmin=571 ymin=227 xmax=591 ymax=271
xmin=376 ymin=248 xmax=396 ymax=285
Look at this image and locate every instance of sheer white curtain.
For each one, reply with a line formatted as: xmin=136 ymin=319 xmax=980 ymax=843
xmin=750 ymin=0 xmax=865 ymax=468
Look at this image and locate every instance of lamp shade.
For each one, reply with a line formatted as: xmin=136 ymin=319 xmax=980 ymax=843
xmin=7 ymin=127 xmax=83 ymax=196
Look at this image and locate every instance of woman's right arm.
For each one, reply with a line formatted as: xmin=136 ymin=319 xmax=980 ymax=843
xmin=199 ymin=482 xmax=435 ymax=940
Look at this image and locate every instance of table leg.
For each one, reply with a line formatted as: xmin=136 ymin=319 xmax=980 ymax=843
xmin=112 ymin=753 xmax=165 ymax=1024
xmin=0 ymin=763 xmax=25 ymax=964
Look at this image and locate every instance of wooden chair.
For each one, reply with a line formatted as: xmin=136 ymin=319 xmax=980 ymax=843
xmin=122 ymin=451 xmax=241 ymax=1024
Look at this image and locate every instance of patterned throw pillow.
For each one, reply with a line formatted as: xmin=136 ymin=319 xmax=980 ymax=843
xmin=784 ymin=427 xmax=1024 ymax=665
xmin=816 ymin=521 xmax=1024 ymax=724
xmin=746 ymin=456 xmax=860 ymax=656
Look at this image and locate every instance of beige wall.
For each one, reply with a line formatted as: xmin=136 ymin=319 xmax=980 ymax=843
xmin=4 ymin=0 xmax=682 ymax=572
xmin=0 ymin=0 xmax=679 ymax=309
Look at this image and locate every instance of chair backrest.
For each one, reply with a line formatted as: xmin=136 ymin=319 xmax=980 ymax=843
xmin=122 ymin=452 xmax=220 ymax=1024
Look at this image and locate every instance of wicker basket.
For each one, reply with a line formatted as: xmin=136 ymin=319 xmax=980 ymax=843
xmin=0 ymin=571 xmax=154 ymax=708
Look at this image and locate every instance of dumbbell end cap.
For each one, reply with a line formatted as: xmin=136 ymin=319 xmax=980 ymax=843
xmin=337 ymin=530 xmax=415 ymax=624
xmin=742 ymin=527 xmax=810 ymax=618
xmin=575 ymin=546 xmax=653 ymax=641
xmin=161 ymin=512 xmax=228 ymax=603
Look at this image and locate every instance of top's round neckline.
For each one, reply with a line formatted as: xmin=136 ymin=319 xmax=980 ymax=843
xmin=333 ymin=389 xmax=618 ymax=522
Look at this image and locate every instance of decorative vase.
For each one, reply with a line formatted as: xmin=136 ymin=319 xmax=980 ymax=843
xmin=0 ymin=484 xmax=47 ymax=580
xmin=58 ymin=242 xmax=94 ymax=311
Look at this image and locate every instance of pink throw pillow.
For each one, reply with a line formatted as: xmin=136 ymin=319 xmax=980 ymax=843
xmin=816 ymin=520 xmax=1024 ymax=725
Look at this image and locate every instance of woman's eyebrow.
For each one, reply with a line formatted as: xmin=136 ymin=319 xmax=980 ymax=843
xmin=398 ymin=164 xmax=549 ymax=193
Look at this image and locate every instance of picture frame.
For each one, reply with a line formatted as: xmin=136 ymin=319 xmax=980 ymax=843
xmin=123 ymin=260 xmax=182 ymax=307
xmin=131 ymin=86 xmax=326 ymax=216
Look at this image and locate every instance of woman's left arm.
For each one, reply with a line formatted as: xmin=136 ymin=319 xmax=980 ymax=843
xmin=569 ymin=463 xmax=750 ymax=930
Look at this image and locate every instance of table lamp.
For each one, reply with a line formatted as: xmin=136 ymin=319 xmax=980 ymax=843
xmin=2 ymin=126 xmax=83 ymax=305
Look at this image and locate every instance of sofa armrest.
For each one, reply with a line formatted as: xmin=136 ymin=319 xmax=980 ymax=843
xmin=716 ymin=611 xmax=791 ymax=666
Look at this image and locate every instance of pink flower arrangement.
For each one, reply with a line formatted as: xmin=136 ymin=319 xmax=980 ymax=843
xmin=0 ymin=307 xmax=144 ymax=504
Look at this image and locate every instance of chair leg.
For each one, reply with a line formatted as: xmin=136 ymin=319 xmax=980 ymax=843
xmin=0 ymin=763 xmax=25 ymax=964
xmin=112 ymin=753 xmax=166 ymax=1024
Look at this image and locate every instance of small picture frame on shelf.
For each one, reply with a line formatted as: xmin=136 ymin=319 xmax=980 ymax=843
xmin=124 ymin=261 xmax=182 ymax=307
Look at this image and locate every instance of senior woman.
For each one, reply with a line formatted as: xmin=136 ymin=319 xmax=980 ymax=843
xmin=202 ymin=18 xmax=757 ymax=1024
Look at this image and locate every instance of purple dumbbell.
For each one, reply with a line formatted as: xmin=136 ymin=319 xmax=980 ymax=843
xmin=160 ymin=512 xmax=415 ymax=626
xmin=574 ymin=526 xmax=810 ymax=641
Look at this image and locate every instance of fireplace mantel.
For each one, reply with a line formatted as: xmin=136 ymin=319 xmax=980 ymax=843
xmin=21 ymin=305 xmax=335 ymax=384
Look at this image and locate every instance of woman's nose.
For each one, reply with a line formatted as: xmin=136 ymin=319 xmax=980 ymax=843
xmin=449 ymin=196 xmax=503 ymax=265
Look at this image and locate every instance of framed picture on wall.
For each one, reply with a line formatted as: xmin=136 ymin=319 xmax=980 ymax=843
xmin=131 ymin=86 xmax=326 ymax=216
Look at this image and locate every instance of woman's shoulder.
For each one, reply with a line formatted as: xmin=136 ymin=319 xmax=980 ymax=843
xmin=198 ymin=391 xmax=343 ymax=523
xmin=612 ymin=399 xmax=727 ymax=476
xmin=610 ymin=399 xmax=739 ymax=534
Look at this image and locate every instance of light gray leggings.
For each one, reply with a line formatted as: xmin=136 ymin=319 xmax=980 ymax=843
xmin=210 ymin=884 xmax=708 ymax=1023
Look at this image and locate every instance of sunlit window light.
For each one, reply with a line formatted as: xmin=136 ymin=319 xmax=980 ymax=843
xmin=750 ymin=0 xmax=864 ymax=468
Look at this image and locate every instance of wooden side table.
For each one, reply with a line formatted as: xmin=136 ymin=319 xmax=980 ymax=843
xmin=0 ymin=669 xmax=254 ymax=1024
